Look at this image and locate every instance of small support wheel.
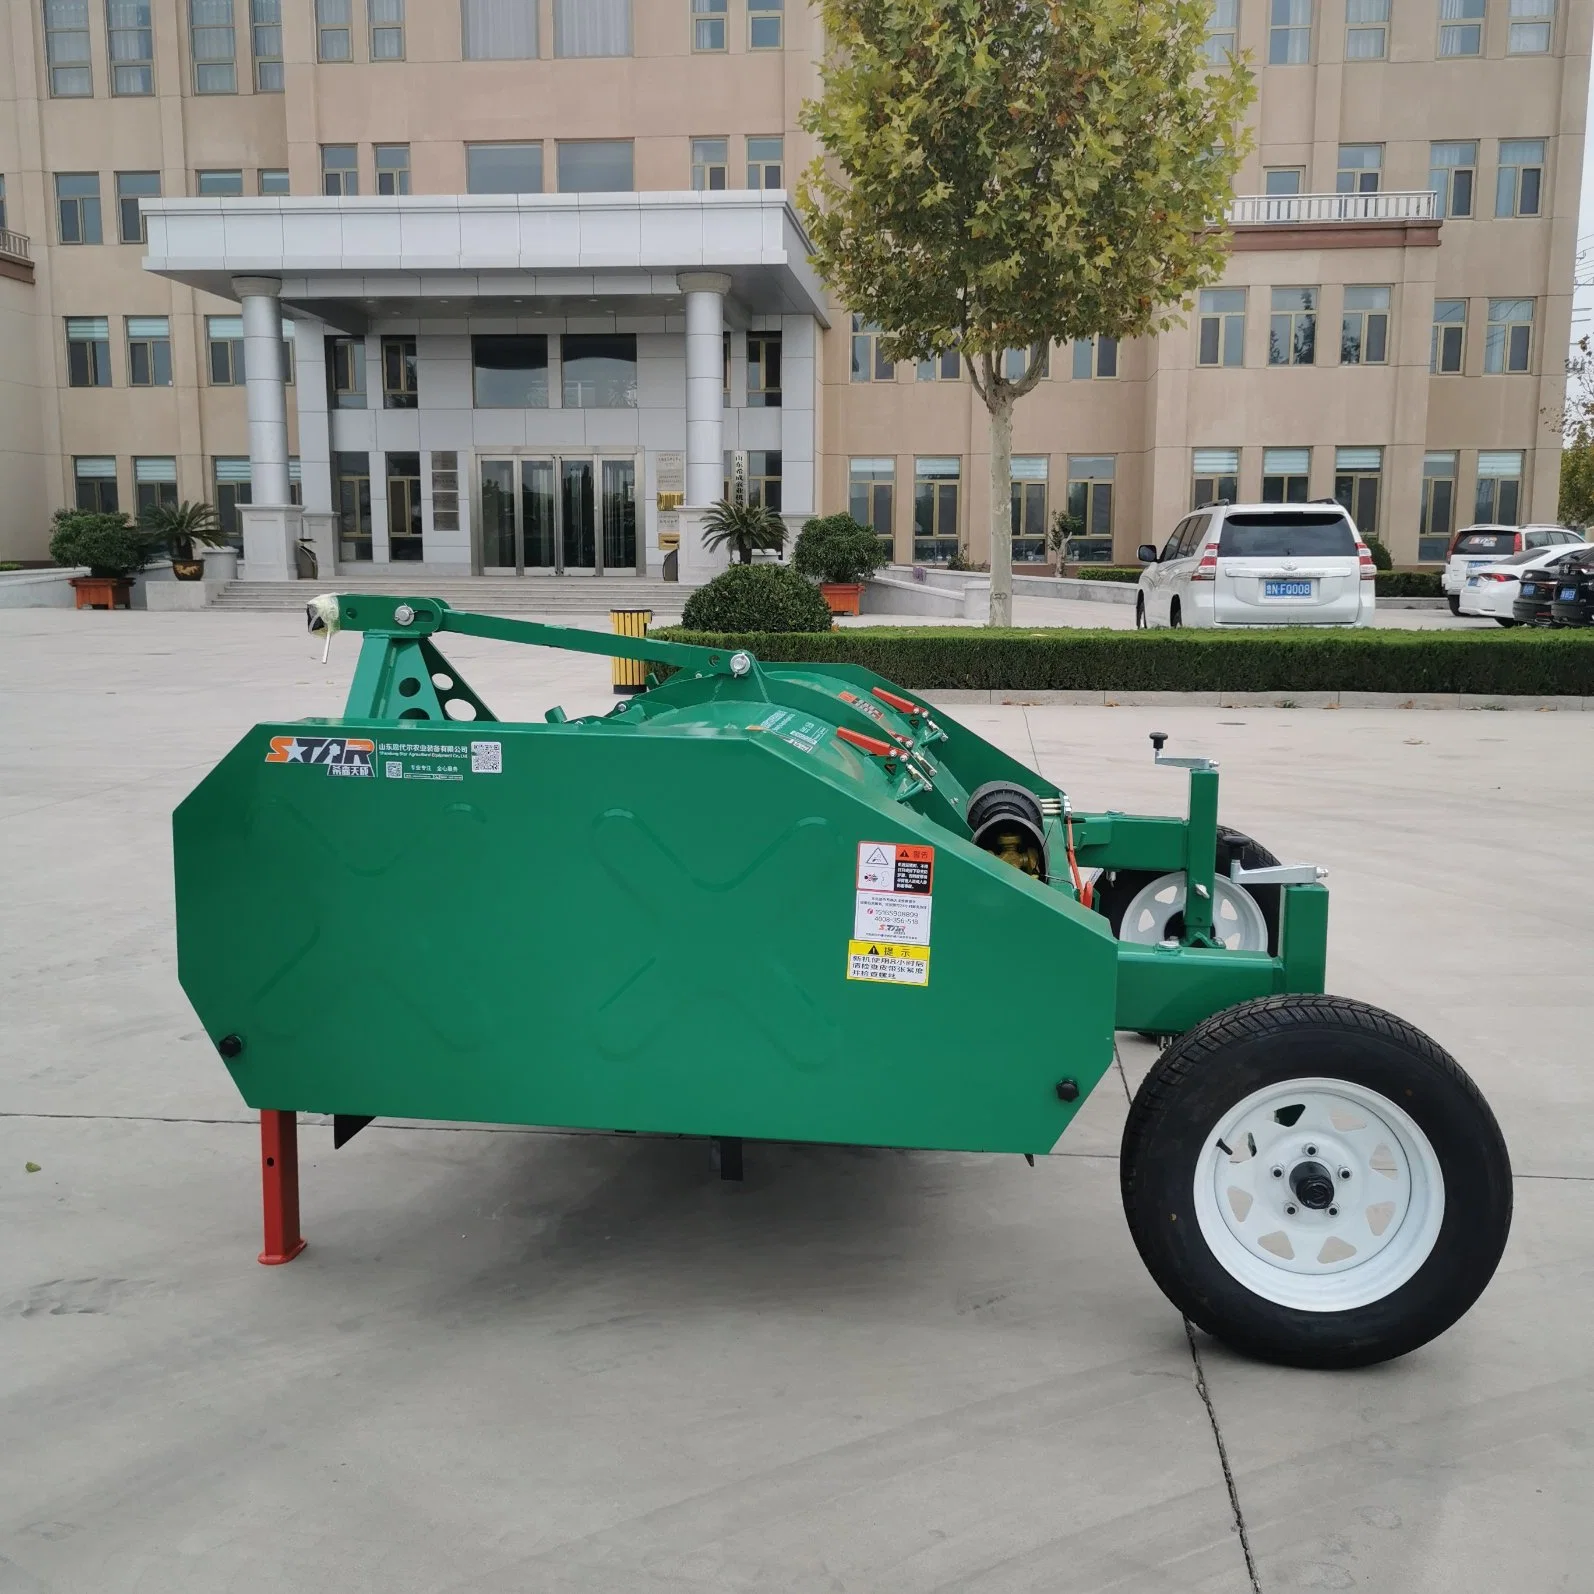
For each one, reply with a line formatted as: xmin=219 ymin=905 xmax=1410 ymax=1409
xmin=1120 ymin=994 xmax=1512 ymax=1368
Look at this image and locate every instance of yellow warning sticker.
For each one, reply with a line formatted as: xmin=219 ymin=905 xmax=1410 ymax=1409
xmin=846 ymin=940 xmax=930 ymax=986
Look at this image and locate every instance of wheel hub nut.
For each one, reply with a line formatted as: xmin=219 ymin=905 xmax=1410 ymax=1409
xmin=1288 ymin=1160 xmax=1336 ymax=1211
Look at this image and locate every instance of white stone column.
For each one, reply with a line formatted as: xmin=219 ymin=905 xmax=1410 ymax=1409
xmin=679 ymin=272 xmax=732 ymax=581
xmin=232 ymin=276 xmax=299 ymax=580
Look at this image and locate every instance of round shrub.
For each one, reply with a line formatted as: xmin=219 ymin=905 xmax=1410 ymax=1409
xmin=681 ymin=564 xmax=835 ymax=633
xmin=48 ymin=510 xmax=154 ymax=580
xmin=793 ymin=513 xmax=890 ymax=585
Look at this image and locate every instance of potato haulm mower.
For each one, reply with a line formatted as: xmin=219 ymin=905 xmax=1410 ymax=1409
xmin=173 ymin=595 xmax=1512 ymax=1369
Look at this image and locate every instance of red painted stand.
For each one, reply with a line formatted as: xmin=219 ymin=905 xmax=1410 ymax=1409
xmin=258 ymin=1109 xmax=307 ymax=1265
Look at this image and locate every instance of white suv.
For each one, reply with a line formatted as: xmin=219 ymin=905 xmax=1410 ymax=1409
xmin=1135 ymin=502 xmax=1375 ymax=628
xmin=1441 ymin=524 xmax=1585 ymax=615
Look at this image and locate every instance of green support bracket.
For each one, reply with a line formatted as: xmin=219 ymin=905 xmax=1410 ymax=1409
xmin=1182 ymin=765 xmax=1220 ymax=946
xmin=1279 ymin=883 xmax=1330 ymax=994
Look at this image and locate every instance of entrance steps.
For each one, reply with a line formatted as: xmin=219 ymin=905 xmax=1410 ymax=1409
xmin=209 ymin=576 xmax=690 ymax=617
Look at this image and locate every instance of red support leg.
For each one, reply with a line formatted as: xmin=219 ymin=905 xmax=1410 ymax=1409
xmin=258 ymin=1109 xmax=307 ymax=1265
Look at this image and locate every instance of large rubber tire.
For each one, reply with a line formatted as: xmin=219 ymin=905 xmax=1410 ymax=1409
xmin=1447 ymin=594 xmax=1463 ymax=616
xmin=1136 ymin=595 xmax=1147 ymax=629
xmin=1495 ymin=617 xmax=1517 ymax=628
xmin=1095 ymin=826 xmax=1282 ymax=956
xmin=1169 ymin=599 xmax=1183 ymax=628
xmin=1120 ymin=994 xmax=1512 ymax=1369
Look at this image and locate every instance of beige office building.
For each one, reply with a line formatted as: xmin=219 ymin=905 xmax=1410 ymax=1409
xmin=0 ymin=0 xmax=1586 ymax=575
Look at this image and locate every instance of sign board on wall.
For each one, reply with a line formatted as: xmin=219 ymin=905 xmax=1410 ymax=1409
xmin=655 ymin=450 xmax=685 ymax=546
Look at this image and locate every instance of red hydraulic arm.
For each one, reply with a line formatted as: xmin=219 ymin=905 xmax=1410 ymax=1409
xmin=258 ymin=1109 xmax=307 ymax=1265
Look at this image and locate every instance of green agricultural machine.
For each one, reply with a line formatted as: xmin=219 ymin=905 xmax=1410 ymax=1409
xmin=174 ymin=595 xmax=1512 ymax=1368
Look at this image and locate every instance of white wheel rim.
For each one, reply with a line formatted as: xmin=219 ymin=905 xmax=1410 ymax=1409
xmin=1193 ymin=1078 xmax=1445 ymax=1312
xmin=1118 ymin=872 xmax=1269 ymax=952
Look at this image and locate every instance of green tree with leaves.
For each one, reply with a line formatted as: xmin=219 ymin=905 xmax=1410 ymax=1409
xmin=800 ymin=0 xmax=1254 ymax=624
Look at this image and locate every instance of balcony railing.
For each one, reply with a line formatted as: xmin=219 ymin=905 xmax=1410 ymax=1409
xmin=1227 ymin=190 xmax=1438 ymax=225
xmin=0 ymin=227 xmax=31 ymax=263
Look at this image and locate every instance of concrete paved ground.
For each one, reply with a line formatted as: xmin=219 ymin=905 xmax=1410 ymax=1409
xmin=2 ymin=609 xmax=1589 ymax=1594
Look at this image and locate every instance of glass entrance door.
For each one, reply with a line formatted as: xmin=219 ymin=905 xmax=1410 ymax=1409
xmin=478 ymin=454 xmax=637 ymax=574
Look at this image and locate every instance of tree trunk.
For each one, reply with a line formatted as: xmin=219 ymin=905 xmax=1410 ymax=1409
xmin=986 ymin=392 xmax=1015 ymax=626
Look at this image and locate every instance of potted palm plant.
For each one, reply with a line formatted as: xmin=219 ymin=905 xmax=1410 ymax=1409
xmin=793 ymin=513 xmax=889 ymax=615
xmin=48 ymin=510 xmax=156 ymax=610
xmin=141 ymin=500 xmax=226 ymax=581
xmin=701 ymin=460 xmax=787 ymax=567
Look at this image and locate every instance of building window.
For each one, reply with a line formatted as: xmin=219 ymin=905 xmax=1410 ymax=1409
xmin=431 ymin=452 xmax=460 ymax=532
xmin=251 ymin=0 xmax=282 ymax=89
xmin=387 ymin=453 xmax=423 ymax=560
xmin=851 ymin=316 xmax=893 ymax=381
xmin=134 ymin=456 xmax=178 ymax=514
xmin=317 ymin=0 xmax=351 ymax=60
xmin=1345 ymin=0 xmax=1387 ymax=56
xmin=1070 ymin=339 xmax=1112 ymax=379
xmin=1419 ymin=451 xmax=1457 ymax=558
xmin=561 ymin=334 xmax=637 ymax=407
xmin=1336 ymin=144 xmax=1382 ymax=193
xmin=1269 ymin=0 xmax=1311 ymax=62
xmin=746 ymin=450 xmax=782 ymax=510
xmin=1065 ymin=456 xmax=1115 ymax=562
xmin=1508 ymin=0 xmax=1553 ymax=50
xmin=66 ymin=317 xmax=112 ymax=387
xmin=322 ymin=146 xmax=358 ymax=196
xmin=1003 ymin=344 xmax=1050 ymax=381
xmin=692 ymin=0 xmax=726 ymax=50
xmin=327 ymin=335 xmax=366 ymax=407
xmin=1192 ymin=447 xmax=1240 ymax=508
xmin=1264 ymin=167 xmax=1303 ymax=195
xmin=1496 ymin=140 xmax=1545 ymax=217
xmin=107 ymin=0 xmax=154 ymax=93
xmin=1262 ymin=447 xmax=1311 ymax=503
xmin=56 ymin=173 xmax=102 ymax=245
xmin=463 ymin=0 xmax=537 ymax=57
xmin=1341 ymin=286 xmax=1390 ymax=365
xmin=382 ymin=335 xmax=418 ymax=407
xmin=116 ymin=171 xmax=159 ymax=243
xmin=370 ymin=0 xmax=403 ymax=58
xmin=1268 ymin=287 xmax=1317 ymax=365
xmin=692 ymin=138 xmax=728 ymax=191
xmin=1205 ymin=0 xmax=1238 ymax=61
xmin=127 ymin=316 xmax=171 ymax=386
xmin=289 ymin=457 xmax=302 ymax=507
xmin=213 ymin=458 xmax=250 ymax=544
xmin=850 ymin=458 xmax=894 ymax=548
xmin=1198 ymin=290 xmax=1245 ymax=366
xmin=196 ymin=169 xmax=242 ymax=195
xmin=723 ymin=331 xmax=731 ymax=404
xmin=0 ymin=176 xmax=7 ymax=233
xmin=913 ymin=458 xmax=961 ymax=563
xmin=45 ymin=0 xmax=93 ymax=95
xmin=1484 ymin=299 xmax=1533 ymax=372
xmin=1431 ymin=298 xmax=1466 ymax=372
xmin=472 ymin=334 xmax=548 ymax=406
xmin=375 ymin=145 xmax=410 ymax=194
xmin=747 ymin=137 xmax=783 ymax=190
xmin=917 ymin=350 xmax=960 ymax=381
xmin=748 ymin=332 xmax=782 ymax=406
xmin=749 ymin=0 xmax=781 ymax=48
xmin=557 ymin=140 xmax=632 ymax=192
xmin=74 ymin=457 xmax=120 ymax=512
xmin=207 ymin=316 xmax=244 ymax=383
xmin=334 ymin=452 xmax=372 ymax=559
xmin=190 ymin=0 xmax=236 ymax=92
xmin=1475 ymin=451 xmax=1523 ymax=523
xmin=555 ymin=0 xmax=629 ymax=55
xmin=259 ymin=168 xmax=289 ymax=194
xmin=1011 ymin=456 xmax=1048 ymax=563
xmin=1333 ymin=446 xmax=1383 ymax=537
xmin=467 ymin=143 xmax=543 ymax=193
xmin=1429 ymin=142 xmax=1476 ymax=218
xmin=1439 ymin=0 xmax=1484 ymax=55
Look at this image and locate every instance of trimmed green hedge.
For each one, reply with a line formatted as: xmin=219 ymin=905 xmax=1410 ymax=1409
xmin=651 ymin=626 xmax=1594 ymax=696
xmin=1074 ymin=566 xmax=1144 ymax=582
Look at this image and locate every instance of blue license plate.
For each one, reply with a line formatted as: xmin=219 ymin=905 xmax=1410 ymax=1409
xmin=1265 ymin=580 xmax=1314 ymax=598
xmin=1560 ymin=586 xmax=1579 ymax=602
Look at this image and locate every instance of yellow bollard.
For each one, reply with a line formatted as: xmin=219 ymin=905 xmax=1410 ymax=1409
xmin=610 ymin=608 xmax=653 ymax=695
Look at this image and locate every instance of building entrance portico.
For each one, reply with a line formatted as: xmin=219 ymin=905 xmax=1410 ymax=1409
xmin=140 ymin=192 xmax=826 ymax=583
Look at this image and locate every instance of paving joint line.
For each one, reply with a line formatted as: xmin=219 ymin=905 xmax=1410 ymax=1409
xmin=1185 ymin=1318 xmax=1265 ymax=1594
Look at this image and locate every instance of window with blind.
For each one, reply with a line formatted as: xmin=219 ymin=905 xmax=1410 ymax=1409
xmin=135 ymin=456 xmax=178 ymax=514
xmin=1475 ymin=451 xmax=1524 ymax=524
xmin=75 ymin=457 xmax=120 ymax=513
xmin=116 ymin=171 xmax=159 ymax=243
xmin=45 ymin=0 xmax=93 ymax=96
xmin=1262 ymin=448 xmax=1310 ymax=504
xmin=1010 ymin=457 xmax=1049 ymax=563
xmin=1419 ymin=453 xmax=1457 ymax=558
xmin=554 ymin=0 xmax=629 ymax=56
xmin=1334 ymin=446 xmax=1383 ymax=538
xmin=190 ymin=0 xmax=236 ymax=92
xmin=251 ymin=0 xmax=282 ymax=89
xmin=462 ymin=0 xmax=537 ymax=58
xmin=850 ymin=459 xmax=895 ymax=548
xmin=370 ymin=0 xmax=403 ymax=60
xmin=914 ymin=458 xmax=961 ymax=562
xmin=1192 ymin=448 xmax=1239 ymax=508
xmin=1065 ymin=457 xmax=1115 ymax=561
xmin=127 ymin=316 xmax=171 ymax=386
xmin=107 ymin=0 xmax=154 ymax=94
xmin=317 ymin=0 xmax=351 ymax=60
xmin=66 ymin=317 xmax=112 ymax=387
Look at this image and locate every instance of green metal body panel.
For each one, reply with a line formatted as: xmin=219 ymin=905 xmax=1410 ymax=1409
xmin=172 ymin=596 xmax=1331 ymax=1155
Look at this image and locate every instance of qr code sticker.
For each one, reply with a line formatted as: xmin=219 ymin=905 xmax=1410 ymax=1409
xmin=471 ymin=740 xmax=503 ymax=774
xmin=384 ymin=760 xmax=402 ymax=780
